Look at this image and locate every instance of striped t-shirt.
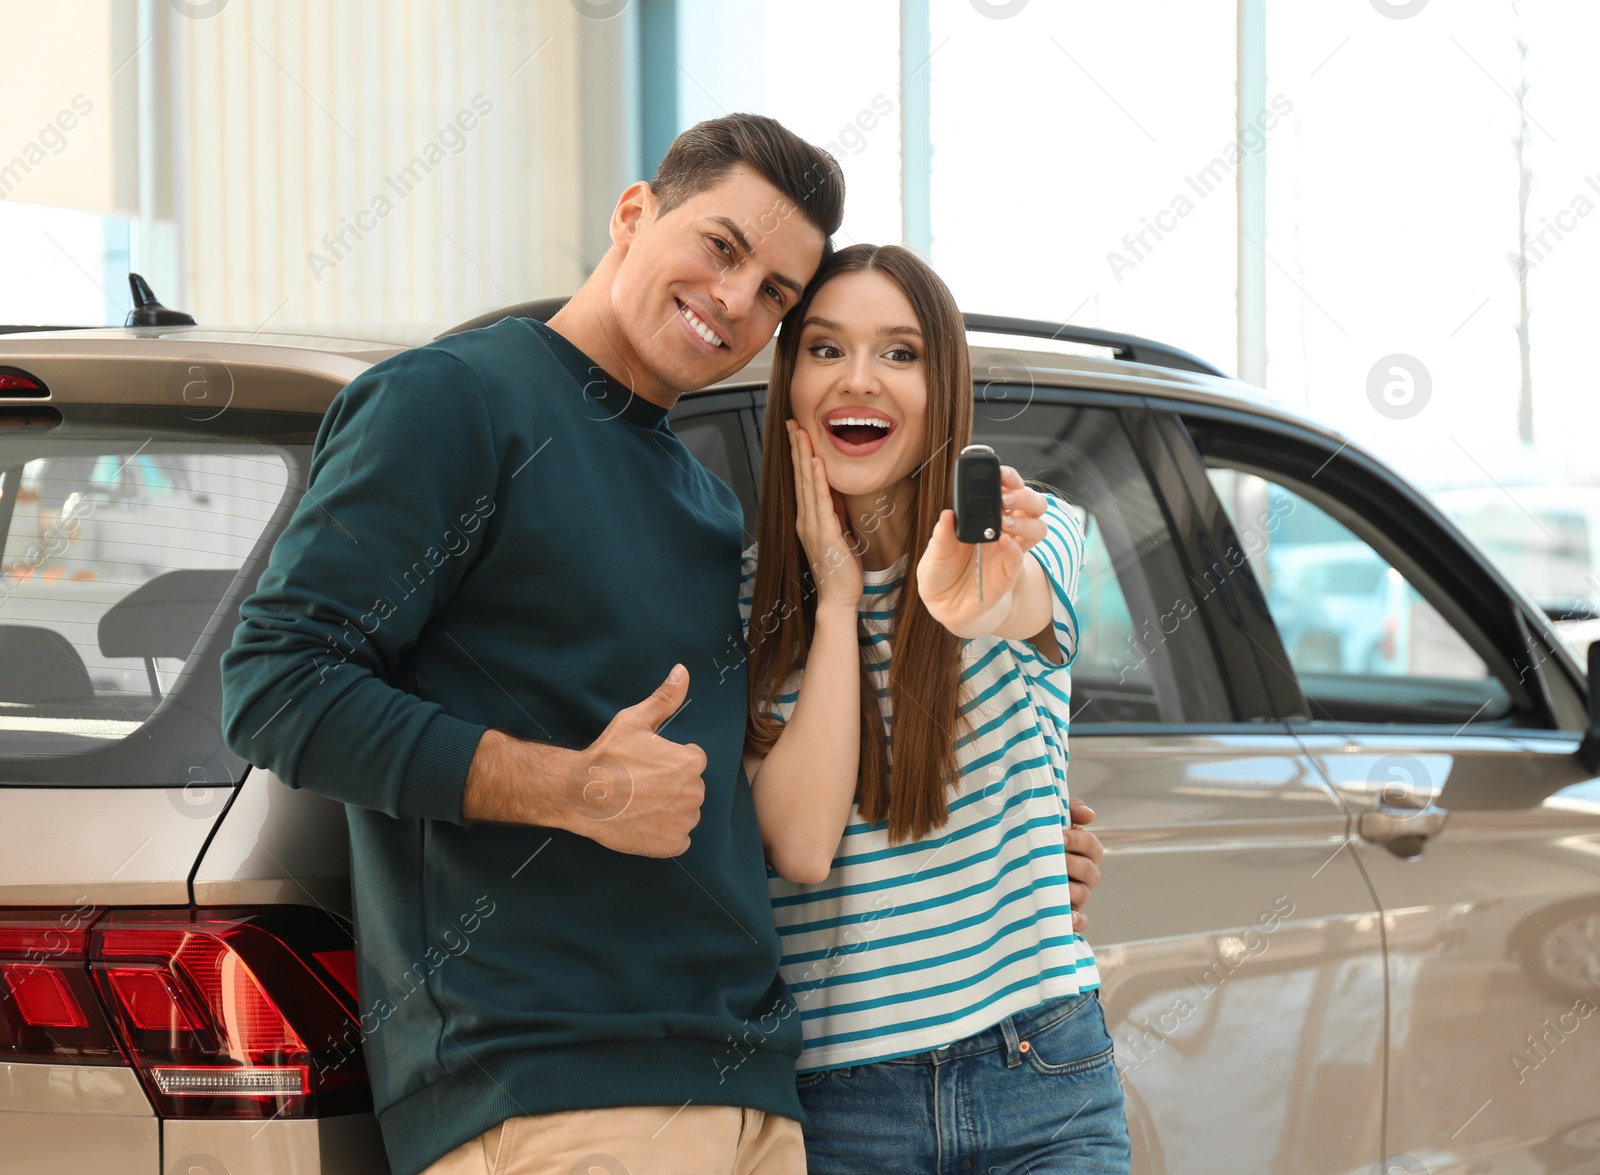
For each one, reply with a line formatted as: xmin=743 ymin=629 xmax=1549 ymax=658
xmin=738 ymin=492 xmax=1100 ymax=1072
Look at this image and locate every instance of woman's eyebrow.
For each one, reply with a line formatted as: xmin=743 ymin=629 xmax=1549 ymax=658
xmin=801 ymin=316 xmax=923 ymax=338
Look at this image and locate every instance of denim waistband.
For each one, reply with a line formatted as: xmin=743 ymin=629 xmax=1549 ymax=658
xmin=881 ymin=988 xmax=1101 ymax=1066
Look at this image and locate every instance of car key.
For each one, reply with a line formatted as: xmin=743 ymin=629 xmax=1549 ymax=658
xmin=954 ymin=444 xmax=1004 ymax=603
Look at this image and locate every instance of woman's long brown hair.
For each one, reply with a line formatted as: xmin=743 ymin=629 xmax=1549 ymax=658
xmin=746 ymin=244 xmax=974 ymax=845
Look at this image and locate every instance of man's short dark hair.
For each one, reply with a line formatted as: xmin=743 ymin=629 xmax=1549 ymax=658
xmin=650 ymin=113 xmax=845 ymax=248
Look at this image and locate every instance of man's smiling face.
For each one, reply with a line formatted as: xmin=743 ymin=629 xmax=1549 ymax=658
xmin=609 ymin=164 xmax=827 ymax=396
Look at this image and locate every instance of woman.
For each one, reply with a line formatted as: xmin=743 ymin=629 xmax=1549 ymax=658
xmin=737 ymin=243 xmax=1130 ymax=1173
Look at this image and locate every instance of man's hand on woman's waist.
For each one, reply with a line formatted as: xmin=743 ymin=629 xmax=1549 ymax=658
xmin=1065 ymin=795 xmax=1105 ymax=933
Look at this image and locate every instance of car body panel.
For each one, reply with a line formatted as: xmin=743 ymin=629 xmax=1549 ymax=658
xmin=191 ymin=769 xmax=352 ymax=917
xmin=1070 ymin=732 xmax=1385 ymax=1175
xmin=1298 ymin=732 xmax=1600 ymax=1174
xmin=0 ymin=336 xmax=369 ymax=413
xmin=0 ymin=787 xmax=221 ymax=906
xmin=0 ymin=1063 xmax=157 ymax=1175
xmin=164 ymin=1113 xmax=390 ymax=1175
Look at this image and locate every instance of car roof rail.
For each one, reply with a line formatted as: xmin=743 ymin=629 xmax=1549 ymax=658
xmin=962 ymin=313 xmax=1225 ymax=378
xmin=436 ymin=299 xmax=1226 ymax=379
xmin=0 ymin=326 xmax=99 ymax=335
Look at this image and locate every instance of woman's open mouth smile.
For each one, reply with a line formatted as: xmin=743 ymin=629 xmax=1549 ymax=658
xmin=821 ymin=409 xmax=896 ymax=457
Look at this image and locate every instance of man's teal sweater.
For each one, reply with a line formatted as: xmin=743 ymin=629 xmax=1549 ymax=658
xmin=220 ymin=318 xmax=801 ymax=1175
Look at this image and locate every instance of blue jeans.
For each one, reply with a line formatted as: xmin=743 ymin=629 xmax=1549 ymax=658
xmin=796 ymin=988 xmax=1130 ymax=1175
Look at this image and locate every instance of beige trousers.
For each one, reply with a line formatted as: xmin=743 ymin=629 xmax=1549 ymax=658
xmin=419 ymin=1104 xmax=806 ymax=1175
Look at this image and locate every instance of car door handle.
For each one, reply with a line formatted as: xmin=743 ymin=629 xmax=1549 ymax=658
xmin=1358 ymin=802 xmax=1450 ymax=858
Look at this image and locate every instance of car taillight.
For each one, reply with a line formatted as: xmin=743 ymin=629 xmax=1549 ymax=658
xmin=0 ymin=918 xmax=123 ymax=1063
xmin=0 ymin=906 xmax=369 ymax=1120
xmin=0 ymin=367 xmax=49 ymax=397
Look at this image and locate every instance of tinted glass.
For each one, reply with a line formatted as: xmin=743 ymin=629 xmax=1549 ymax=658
xmin=1207 ymin=467 xmax=1511 ymax=724
xmin=0 ymin=408 xmax=314 ymax=784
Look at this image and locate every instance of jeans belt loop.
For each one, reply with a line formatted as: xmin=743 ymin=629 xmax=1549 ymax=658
xmin=1001 ymin=1015 xmax=1023 ymax=1067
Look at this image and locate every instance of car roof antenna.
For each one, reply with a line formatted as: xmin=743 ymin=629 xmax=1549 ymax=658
xmin=125 ymin=273 xmax=197 ymax=328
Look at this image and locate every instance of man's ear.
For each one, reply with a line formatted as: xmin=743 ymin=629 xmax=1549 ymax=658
xmin=610 ymin=180 xmax=657 ymax=252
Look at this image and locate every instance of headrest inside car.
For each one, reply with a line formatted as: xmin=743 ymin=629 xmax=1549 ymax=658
xmin=98 ymin=568 xmax=241 ymax=662
xmin=0 ymin=625 xmax=94 ymax=703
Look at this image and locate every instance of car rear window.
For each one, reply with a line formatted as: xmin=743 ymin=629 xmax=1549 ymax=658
xmin=0 ymin=406 xmax=315 ymax=785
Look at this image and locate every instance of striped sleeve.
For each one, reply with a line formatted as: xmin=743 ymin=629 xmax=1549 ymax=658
xmin=1010 ymin=492 xmax=1085 ymax=683
xmin=1002 ymin=492 xmax=1084 ymax=818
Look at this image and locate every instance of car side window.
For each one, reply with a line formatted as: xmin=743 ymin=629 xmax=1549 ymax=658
xmin=1206 ymin=466 xmax=1512 ymax=725
xmin=974 ymin=402 xmax=1232 ymax=725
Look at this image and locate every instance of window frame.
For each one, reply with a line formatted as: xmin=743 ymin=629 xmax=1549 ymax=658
xmin=1169 ymin=400 xmax=1588 ymax=738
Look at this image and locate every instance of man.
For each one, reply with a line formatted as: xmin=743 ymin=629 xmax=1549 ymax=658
xmin=221 ymin=113 xmax=1105 ymax=1175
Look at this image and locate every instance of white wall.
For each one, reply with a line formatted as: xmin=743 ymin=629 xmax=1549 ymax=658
xmin=171 ymin=0 xmax=591 ymax=331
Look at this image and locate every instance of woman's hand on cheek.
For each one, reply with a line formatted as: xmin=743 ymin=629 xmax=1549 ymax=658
xmin=789 ymin=419 xmax=864 ymax=611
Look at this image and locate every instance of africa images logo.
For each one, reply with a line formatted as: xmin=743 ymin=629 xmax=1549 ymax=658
xmin=1366 ymin=355 xmax=1431 ymax=421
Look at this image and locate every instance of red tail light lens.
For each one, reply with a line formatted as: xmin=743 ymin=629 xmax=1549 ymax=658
xmin=102 ymin=966 xmax=200 ymax=1032
xmin=0 ymin=906 xmax=369 ymax=1119
xmin=313 ymin=948 xmax=359 ymax=1002
xmin=2 ymin=963 xmax=89 ymax=1028
xmin=0 ymin=914 xmax=122 ymax=1062
xmin=0 ymin=367 xmax=49 ymax=397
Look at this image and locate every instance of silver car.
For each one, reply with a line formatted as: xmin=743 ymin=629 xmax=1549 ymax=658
xmin=1 ymin=293 xmax=1597 ymax=1175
